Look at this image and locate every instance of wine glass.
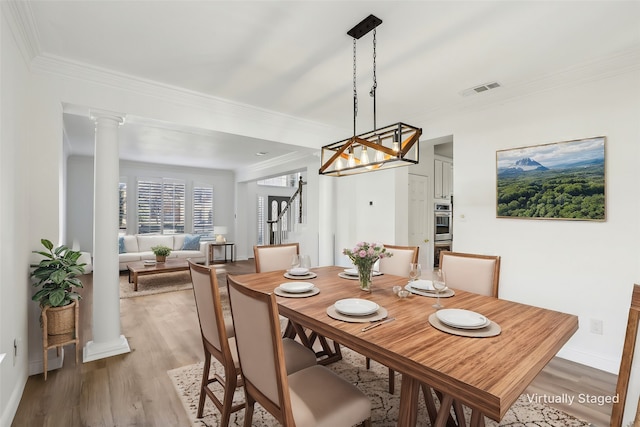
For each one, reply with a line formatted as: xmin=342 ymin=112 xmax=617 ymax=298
xmin=409 ymin=263 xmax=422 ymax=282
xmin=432 ymin=269 xmax=447 ymax=309
xmin=290 ymin=254 xmax=300 ymax=270
xmin=300 ymin=254 xmax=311 ymax=269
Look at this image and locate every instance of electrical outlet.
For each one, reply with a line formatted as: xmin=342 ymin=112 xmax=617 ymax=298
xmin=590 ymin=319 xmax=603 ymax=335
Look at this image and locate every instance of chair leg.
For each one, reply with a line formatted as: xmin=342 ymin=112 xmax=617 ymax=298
xmin=197 ymin=352 xmax=212 ymax=418
xmin=243 ymin=394 xmax=255 ymax=427
xmin=220 ymin=365 xmax=239 ymax=427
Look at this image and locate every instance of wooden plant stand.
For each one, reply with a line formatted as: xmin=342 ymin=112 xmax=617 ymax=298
xmin=41 ymin=300 xmax=79 ymax=380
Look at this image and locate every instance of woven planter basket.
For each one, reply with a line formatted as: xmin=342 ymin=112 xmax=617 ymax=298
xmin=156 ymin=255 xmax=167 ymax=263
xmin=43 ymin=301 xmax=77 ymax=337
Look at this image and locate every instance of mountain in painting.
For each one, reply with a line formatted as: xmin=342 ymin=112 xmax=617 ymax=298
xmin=498 ymin=157 xmax=548 ymax=176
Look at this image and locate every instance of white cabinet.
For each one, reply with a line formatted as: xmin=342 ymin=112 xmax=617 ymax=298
xmin=434 ymin=158 xmax=453 ymax=199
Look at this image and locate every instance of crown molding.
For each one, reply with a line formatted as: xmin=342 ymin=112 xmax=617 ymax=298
xmin=29 ymin=53 xmax=342 ymax=147
xmin=235 ymin=150 xmax=319 ymax=183
xmin=1 ymin=0 xmax=41 ymax=64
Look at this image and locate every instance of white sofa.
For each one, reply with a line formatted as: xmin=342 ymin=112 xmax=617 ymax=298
xmin=118 ymin=234 xmax=208 ymax=271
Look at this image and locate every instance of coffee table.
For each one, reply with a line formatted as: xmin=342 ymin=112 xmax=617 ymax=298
xmin=127 ymin=259 xmax=190 ymax=291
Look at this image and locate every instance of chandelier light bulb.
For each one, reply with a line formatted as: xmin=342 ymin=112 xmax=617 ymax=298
xmin=347 ymin=152 xmax=356 ymax=168
xmin=360 ymin=147 xmax=370 ymax=165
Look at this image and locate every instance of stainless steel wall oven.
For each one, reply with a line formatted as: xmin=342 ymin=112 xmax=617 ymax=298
xmin=434 ymin=203 xmax=452 ymax=242
xmin=434 ymin=202 xmax=452 ymax=267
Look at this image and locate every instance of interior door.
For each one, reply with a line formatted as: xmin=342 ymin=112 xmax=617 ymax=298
xmin=268 ymin=196 xmax=290 ymax=244
xmin=408 ymin=174 xmax=430 ymax=268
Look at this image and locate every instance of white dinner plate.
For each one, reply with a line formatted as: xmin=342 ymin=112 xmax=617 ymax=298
xmin=409 ymin=279 xmax=435 ymax=291
xmin=278 ymin=282 xmax=315 ymax=294
xmin=288 ymin=267 xmax=310 ymax=276
xmin=334 ymin=298 xmax=379 ymax=316
xmin=436 ymin=309 xmax=489 ymax=329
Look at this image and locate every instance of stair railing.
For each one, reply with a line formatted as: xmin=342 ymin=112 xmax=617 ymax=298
xmin=267 ymin=177 xmax=306 ymax=245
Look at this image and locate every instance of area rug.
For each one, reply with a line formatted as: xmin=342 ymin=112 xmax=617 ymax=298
xmin=119 ymin=267 xmax=230 ymax=298
xmin=168 ymin=346 xmax=590 ymax=427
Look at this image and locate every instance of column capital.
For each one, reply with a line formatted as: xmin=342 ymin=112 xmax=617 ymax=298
xmin=89 ymin=109 xmax=126 ymax=125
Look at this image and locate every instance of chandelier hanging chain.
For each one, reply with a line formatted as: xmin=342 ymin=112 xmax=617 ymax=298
xmin=353 ymin=38 xmax=358 ymax=138
xmin=371 ymin=28 xmax=377 ymax=130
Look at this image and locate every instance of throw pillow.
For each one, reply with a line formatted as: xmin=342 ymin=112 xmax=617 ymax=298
xmin=118 ymin=236 xmax=126 ymax=254
xmin=182 ymin=234 xmax=201 ymax=251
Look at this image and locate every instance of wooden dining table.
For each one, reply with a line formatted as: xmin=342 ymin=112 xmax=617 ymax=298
xmin=228 ymin=266 xmax=578 ymax=426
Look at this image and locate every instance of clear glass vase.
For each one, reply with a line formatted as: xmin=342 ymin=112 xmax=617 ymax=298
xmin=357 ymin=263 xmax=373 ymax=292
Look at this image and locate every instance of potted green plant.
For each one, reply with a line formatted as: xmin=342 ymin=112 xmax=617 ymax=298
xmin=151 ymin=245 xmax=172 ymax=262
xmin=30 ymin=239 xmax=86 ymax=337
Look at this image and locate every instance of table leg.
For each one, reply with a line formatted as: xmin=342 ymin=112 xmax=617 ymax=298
xmin=470 ymin=409 xmax=485 ymax=427
xmin=434 ymin=394 xmax=454 ymax=427
xmin=133 ymin=272 xmax=138 ymax=292
xmin=398 ymin=374 xmax=420 ymax=426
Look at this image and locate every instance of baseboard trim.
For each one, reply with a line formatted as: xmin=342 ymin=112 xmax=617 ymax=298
xmin=0 ymin=373 xmax=27 ymax=427
xmin=28 ymin=348 xmax=64 ymax=376
xmin=557 ymin=345 xmax=620 ymax=374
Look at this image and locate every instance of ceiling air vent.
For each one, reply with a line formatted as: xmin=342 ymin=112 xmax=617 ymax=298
xmin=460 ymin=81 xmax=501 ymax=97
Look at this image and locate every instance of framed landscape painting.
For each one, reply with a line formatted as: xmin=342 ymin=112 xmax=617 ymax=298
xmin=496 ymin=136 xmax=605 ymax=220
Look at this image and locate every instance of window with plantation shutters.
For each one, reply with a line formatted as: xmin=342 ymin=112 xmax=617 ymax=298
xmin=193 ymin=185 xmax=214 ymax=234
xmin=119 ymin=181 xmax=127 ymax=233
xmin=137 ymin=178 xmax=185 ymax=234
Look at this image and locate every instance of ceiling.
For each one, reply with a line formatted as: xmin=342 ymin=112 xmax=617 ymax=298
xmin=16 ymin=1 xmax=640 ymax=172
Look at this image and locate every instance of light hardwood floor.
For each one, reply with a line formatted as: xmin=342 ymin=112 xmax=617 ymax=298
xmin=13 ymin=260 xmax=616 ymax=426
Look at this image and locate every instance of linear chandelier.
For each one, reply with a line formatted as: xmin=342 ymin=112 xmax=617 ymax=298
xmin=319 ymin=14 xmax=422 ymax=177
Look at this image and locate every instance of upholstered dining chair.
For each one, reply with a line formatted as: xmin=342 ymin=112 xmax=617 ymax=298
xmin=227 ymin=274 xmax=372 ymax=427
xmin=427 ymin=250 xmax=501 ymax=425
xmin=378 ymin=244 xmax=420 ymax=277
xmin=253 ymin=243 xmax=299 ymax=273
xmin=188 ymin=261 xmax=316 ymax=426
xmin=438 ymin=251 xmax=501 ymax=297
xmin=366 ymin=244 xmax=420 ymax=394
xmin=254 ymin=243 xmax=342 ymax=365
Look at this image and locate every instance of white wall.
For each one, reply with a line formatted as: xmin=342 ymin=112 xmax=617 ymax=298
xmin=0 ymin=8 xmax=31 ymax=425
xmin=333 ymin=168 xmax=410 ymax=268
xmin=426 ymin=70 xmax=640 ymax=423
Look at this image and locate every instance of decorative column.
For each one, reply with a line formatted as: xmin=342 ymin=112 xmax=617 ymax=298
xmin=83 ymin=109 xmax=130 ymax=362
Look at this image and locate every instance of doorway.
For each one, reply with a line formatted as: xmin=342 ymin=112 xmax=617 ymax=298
xmin=267 ymin=196 xmax=290 ymax=244
xmin=408 ymin=174 xmax=430 ymax=267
